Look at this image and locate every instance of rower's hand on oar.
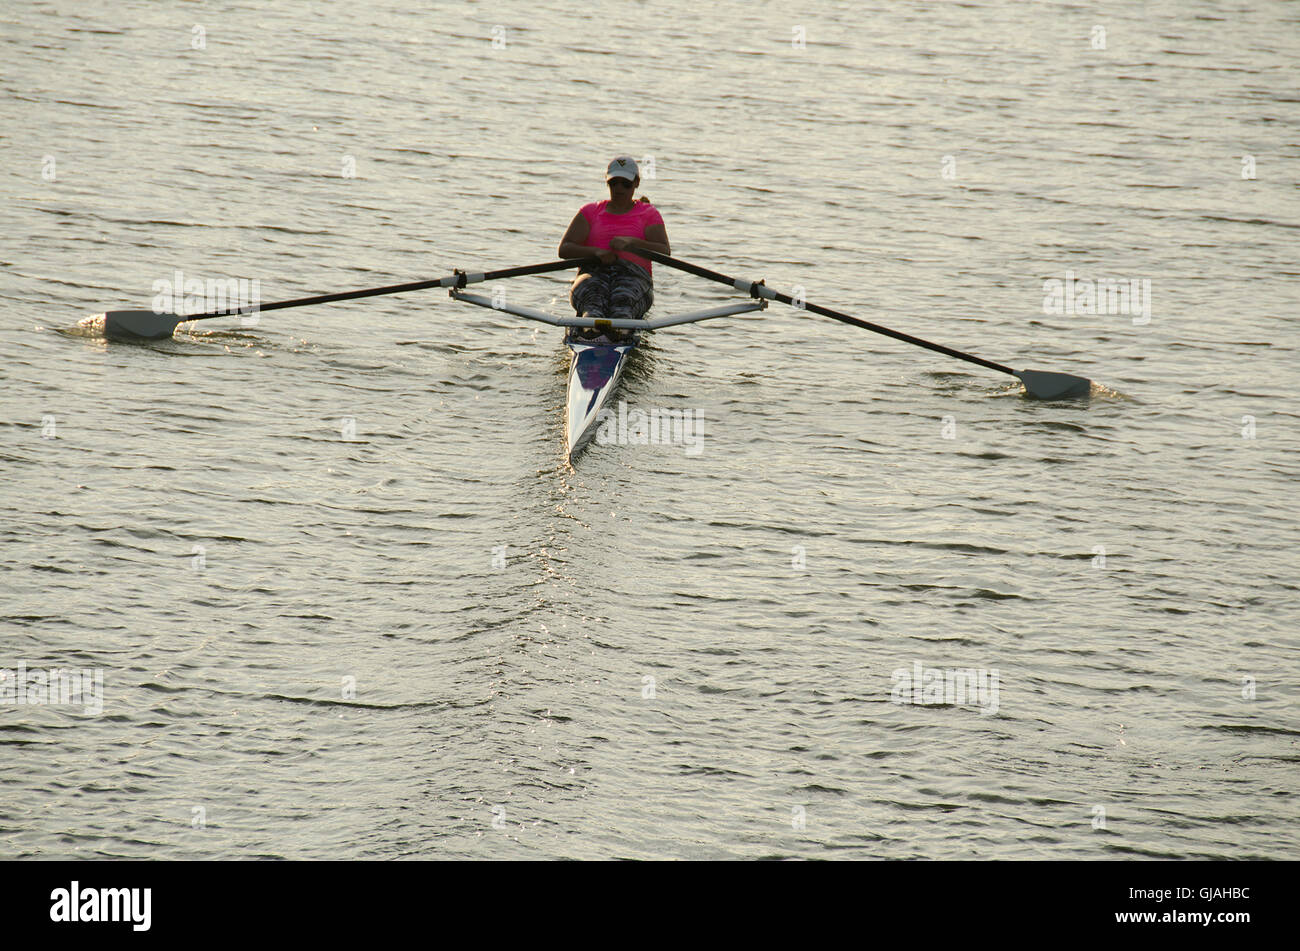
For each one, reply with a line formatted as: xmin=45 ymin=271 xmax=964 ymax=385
xmin=596 ymin=247 xmax=618 ymax=264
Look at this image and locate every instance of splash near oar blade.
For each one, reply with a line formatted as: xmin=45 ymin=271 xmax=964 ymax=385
xmin=1015 ymin=369 xmax=1092 ymax=400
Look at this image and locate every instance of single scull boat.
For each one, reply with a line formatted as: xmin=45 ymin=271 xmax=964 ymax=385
xmin=565 ymin=332 xmax=637 ymax=460
xmin=447 ymin=285 xmax=767 ymax=461
xmin=88 ymin=250 xmax=1094 ymax=463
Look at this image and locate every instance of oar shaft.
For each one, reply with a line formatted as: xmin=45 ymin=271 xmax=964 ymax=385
xmin=639 ymin=249 xmax=1016 ymax=377
xmin=178 ymin=257 xmax=594 ymax=322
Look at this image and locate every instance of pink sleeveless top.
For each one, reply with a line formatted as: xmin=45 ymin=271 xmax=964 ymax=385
xmin=579 ymin=200 xmax=664 ymax=275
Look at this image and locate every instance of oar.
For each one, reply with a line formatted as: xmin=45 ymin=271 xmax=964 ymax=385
xmin=638 ymin=249 xmax=1092 ymax=400
xmin=90 ymin=257 xmax=597 ymax=340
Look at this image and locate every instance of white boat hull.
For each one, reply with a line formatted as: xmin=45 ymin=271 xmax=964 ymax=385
xmin=565 ymin=336 xmax=636 ymax=461
xmin=447 ymin=287 xmax=765 ymax=460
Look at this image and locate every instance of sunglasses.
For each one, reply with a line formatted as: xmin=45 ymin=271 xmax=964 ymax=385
xmin=607 ymin=178 xmax=635 ymax=188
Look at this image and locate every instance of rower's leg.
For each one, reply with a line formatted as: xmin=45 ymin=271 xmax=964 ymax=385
xmin=569 ymin=267 xmax=620 ymax=341
xmin=570 ymin=268 xmax=613 ymax=320
xmin=608 ymin=264 xmax=654 ymax=321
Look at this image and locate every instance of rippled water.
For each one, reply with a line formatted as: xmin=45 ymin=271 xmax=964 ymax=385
xmin=2 ymin=0 xmax=1297 ymax=859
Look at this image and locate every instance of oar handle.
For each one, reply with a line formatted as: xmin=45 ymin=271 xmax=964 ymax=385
xmin=177 ymin=257 xmax=596 ymax=322
xmin=638 ymin=249 xmax=1016 ymax=377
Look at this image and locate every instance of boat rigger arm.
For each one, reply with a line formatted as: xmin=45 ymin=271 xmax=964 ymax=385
xmin=448 ymin=289 xmax=765 ymax=330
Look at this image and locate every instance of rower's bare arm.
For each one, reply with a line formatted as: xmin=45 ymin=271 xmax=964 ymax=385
xmin=559 ymin=213 xmax=597 ymax=258
xmin=646 ymin=223 xmax=670 ymax=255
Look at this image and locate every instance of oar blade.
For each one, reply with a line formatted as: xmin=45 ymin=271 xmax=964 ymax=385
xmin=87 ymin=309 xmax=185 ymax=341
xmin=1015 ymin=368 xmax=1092 ymax=400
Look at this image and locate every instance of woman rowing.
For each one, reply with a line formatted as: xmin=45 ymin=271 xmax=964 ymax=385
xmin=557 ymin=156 xmax=671 ymax=341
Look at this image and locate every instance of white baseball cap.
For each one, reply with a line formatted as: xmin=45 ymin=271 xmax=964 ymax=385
xmin=605 ymin=156 xmax=639 ymax=182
